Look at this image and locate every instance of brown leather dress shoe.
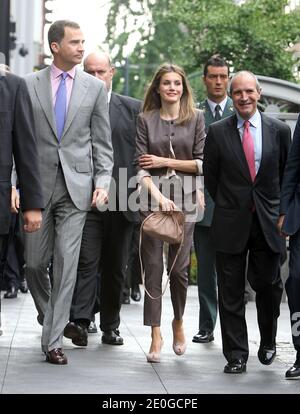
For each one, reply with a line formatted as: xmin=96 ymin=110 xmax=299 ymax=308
xmin=64 ymin=321 xmax=88 ymax=346
xmin=45 ymin=348 xmax=68 ymax=365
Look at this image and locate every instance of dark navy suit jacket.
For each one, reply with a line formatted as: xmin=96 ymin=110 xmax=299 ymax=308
xmin=0 ymin=73 xmax=43 ymax=235
xmin=280 ymin=114 xmax=300 ymax=235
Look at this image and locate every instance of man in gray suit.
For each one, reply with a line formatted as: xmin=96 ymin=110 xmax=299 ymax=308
xmin=193 ymin=55 xmax=234 ymax=344
xmin=24 ymin=21 xmax=113 ymax=365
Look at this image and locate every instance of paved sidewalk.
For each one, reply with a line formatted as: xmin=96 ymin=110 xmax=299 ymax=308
xmin=0 ymin=286 xmax=298 ymax=394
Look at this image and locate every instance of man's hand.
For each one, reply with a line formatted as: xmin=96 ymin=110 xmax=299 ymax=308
xmin=277 ymin=214 xmax=287 ymax=237
xmin=23 ymin=209 xmax=42 ymax=233
xmin=11 ymin=186 xmax=20 ymax=213
xmin=197 ymin=189 xmax=205 ymax=210
xmin=92 ymin=188 xmax=108 ymax=209
xmin=139 ymin=154 xmax=168 ymax=169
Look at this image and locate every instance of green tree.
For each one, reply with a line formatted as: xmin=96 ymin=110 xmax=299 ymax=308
xmin=105 ymin=0 xmax=194 ymax=98
xmin=170 ymin=0 xmax=300 ymax=81
xmin=105 ymin=0 xmax=300 ymax=99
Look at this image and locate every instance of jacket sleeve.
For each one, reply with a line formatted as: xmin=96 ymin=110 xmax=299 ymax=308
xmin=280 ymin=115 xmax=300 ymax=214
xmin=134 ymin=114 xmax=151 ymax=183
xmin=203 ymin=125 xmax=220 ymax=201
xmin=193 ymin=109 xmax=206 ymax=174
xmin=13 ymin=77 xmax=44 ymax=211
xmin=91 ymin=81 xmax=114 ymax=191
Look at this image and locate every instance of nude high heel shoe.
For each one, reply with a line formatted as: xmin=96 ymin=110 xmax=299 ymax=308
xmin=172 ymin=319 xmax=187 ymax=356
xmin=146 ymin=338 xmax=164 ymax=363
xmin=173 ymin=341 xmax=187 ymax=356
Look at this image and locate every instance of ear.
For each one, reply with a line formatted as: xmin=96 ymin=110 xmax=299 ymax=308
xmin=51 ymin=42 xmax=60 ymax=54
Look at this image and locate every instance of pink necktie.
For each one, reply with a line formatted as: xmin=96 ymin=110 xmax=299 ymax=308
xmin=242 ymin=120 xmax=256 ymax=181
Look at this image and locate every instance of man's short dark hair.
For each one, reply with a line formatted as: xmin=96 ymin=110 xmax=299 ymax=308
xmin=48 ymin=20 xmax=80 ymax=54
xmin=203 ymin=55 xmax=229 ymax=77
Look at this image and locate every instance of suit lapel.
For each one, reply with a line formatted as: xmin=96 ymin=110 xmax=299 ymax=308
xmin=109 ymin=93 xmax=122 ymax=132
xmin=62 ymin=68 xmax=89 ymax=138
xmin=203 ymin=100 xmax=215 ymax=127
xmin=226 ymin=115 xmax=253 ymax=182
xmin=222 ymin=97 xmax=235 ymax=118
xmin=255 ymin=114 xmax=273 ymax=182
xmin=34 ymin=67 xmax=57 ymax=137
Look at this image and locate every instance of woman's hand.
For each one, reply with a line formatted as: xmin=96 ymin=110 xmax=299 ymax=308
xmin=139 ymin=154 xmax=168 ymax=169
xmin=159 ymin=195 xmax=177 ymax=214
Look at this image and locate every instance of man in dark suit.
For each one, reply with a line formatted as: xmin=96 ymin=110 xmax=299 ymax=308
xmin=193 ymin=55 xmax=234 ymax=344
xmin=204 ymin=70 xmax=291 ymax=374
xmin=278 ymin=114 xmax=300 ymax=379
xmin=0 ymin=68 xmax=43 ymax=333
xmin=65 ymin=52 xmax=141 ymax=346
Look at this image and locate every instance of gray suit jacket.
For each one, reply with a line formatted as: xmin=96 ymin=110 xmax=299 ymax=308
xmin=25 ymin=67 xmax=113 ymax=211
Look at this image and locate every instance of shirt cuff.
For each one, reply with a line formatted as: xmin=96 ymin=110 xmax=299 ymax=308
xmin=195 ymin=159 xmax=203 ymax=175
xmin=136 ymin=169 xmax=151 ymax=184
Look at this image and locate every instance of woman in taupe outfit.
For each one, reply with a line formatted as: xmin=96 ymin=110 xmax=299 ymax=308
xmin=135 ymin=63 xmax=205 ymax=362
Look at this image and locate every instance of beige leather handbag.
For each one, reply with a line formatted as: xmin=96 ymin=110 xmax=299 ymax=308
xmin=139 ymin=210 xmax=185 ymax=300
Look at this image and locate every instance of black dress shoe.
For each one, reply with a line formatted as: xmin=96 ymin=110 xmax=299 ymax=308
xmin=4 ymin=286 xmax=18 ymax=299
xmin=19 ymin=279 xmax=28 ymax=293
xmin=192 ymin=331 xmax=214 ymax=343
xmin=37 ymin=314 xmax=44 ymax=326
xmin=257 ymin=345 xmax=276 ymax=365
xmin=286 ymin=362 xmax=300 ymax=379
xmin=64 ymin=321 xmax=88 ymax=347
xmin=131 ymin=285 xmax=141 ymax=302
xmin=224 ymin=359 xmax=247 ymax=374
xmin=87 ymin=321 xmax=98 ymax=334
xmin=102 ymin=329 xmax=124 ymax=345
xmin=122 ymin=296 xmax=130 ymax=305
xmin=286 ymin=352 xmax=300 ymax=379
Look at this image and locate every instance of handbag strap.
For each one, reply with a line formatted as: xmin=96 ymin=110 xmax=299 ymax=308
xmin=139 ymin=213 xmax=185 ymax=300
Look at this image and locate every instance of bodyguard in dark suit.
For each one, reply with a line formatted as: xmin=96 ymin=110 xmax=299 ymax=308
xmin=0 ymin=69 xmax=43 ymax=332
xmin=204 ymin=71 xmax=291 ymax=374
xmin=193 ymin=55 xmax=234 ymax=344
xmin=66 ymin=52 xmax=141 ymax=346
xmin=278 ymin=114 xmax=300 ymax=378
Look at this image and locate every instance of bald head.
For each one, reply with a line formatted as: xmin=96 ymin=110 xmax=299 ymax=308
xmin=84 ymin=52 xmax=115 ymax=91
xmin=230 ymin=71 xmax=260 ymax=95
xmin=230 ymin=71 xmax=262 ymax=120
